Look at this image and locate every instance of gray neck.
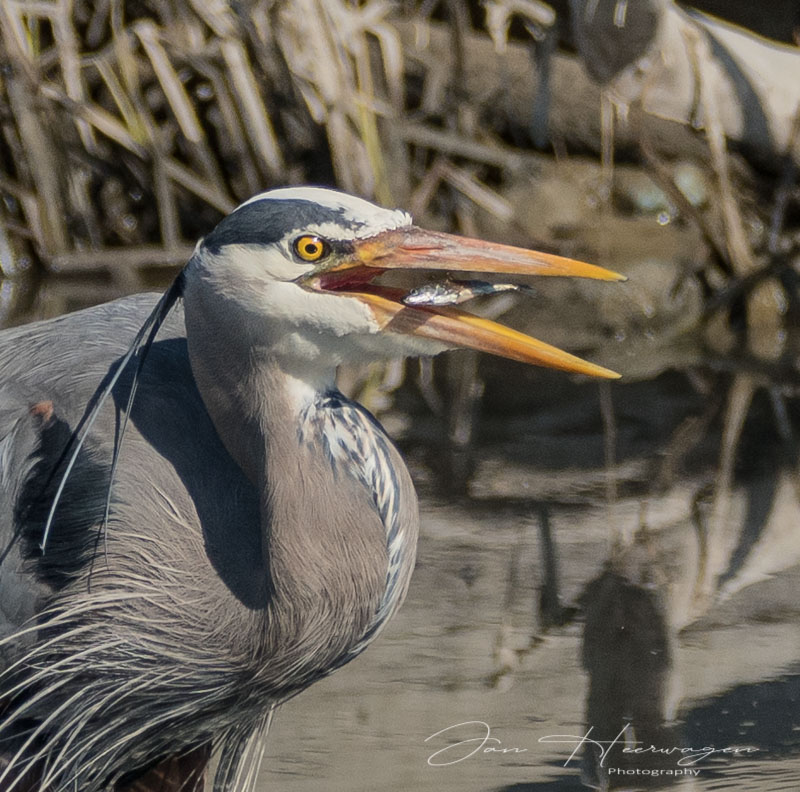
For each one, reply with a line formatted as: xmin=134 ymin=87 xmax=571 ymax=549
xmin=183 ymin=287 xmax=387 ymax=694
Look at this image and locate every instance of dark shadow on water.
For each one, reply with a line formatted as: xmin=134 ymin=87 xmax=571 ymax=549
xmin=684 ymin=672 xmax=800 ymax=757
xmin=497 ymin=778 xmax=588 ymax=791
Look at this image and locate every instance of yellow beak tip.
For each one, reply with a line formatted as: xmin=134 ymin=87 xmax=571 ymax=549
xmin=599 ymin=269 xmax=627 ymax=283
xmin=575 ymin=363 xmax=622 ymax=379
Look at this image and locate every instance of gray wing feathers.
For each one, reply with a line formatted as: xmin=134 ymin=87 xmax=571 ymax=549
xmin=0 ymin=295 xmax=169 ymax=661
xmin=0 ymin=387 xmax=53 ymax=659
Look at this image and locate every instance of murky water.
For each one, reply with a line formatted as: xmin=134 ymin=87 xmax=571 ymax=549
xmin=3 ymin=279 xmax=800 ymax=790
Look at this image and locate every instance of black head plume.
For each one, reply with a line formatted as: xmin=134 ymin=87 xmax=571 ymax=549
xmin=40 ymin=272 xmax=186 ymax=552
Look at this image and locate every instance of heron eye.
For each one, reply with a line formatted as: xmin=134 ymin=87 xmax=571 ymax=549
xmin=293 ymin=235 xmax=330 ymax=262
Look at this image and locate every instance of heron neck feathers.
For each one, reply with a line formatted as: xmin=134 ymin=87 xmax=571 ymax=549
xmin=184 ymin=315 xmax=401 ymax=691
xmin=182 ymin=282 xmax=418 ymax=690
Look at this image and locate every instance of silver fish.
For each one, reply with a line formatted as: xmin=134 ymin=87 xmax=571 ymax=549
xmin=403 ymin=279 xmax=532 ymax=307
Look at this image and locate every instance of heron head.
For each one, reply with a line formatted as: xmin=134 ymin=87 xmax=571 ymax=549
xmin=185 ymin=187 xmax=624 ymax=376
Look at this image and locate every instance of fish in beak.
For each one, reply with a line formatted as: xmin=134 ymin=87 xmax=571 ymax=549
xmin=301 ymin=227 xmax=625 ymax=379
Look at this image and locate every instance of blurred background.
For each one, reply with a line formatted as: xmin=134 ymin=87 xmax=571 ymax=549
xmin=1 ymin=0 xmax=799 ymax=789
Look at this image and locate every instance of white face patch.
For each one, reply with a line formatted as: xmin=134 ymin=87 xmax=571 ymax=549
xmin=235 ymin=187 xmax=412 ymax=239
xmin=198 ymin=244 xmax=307 ymax=285
xmin=184 ymin=186 xmax=450 ymax=372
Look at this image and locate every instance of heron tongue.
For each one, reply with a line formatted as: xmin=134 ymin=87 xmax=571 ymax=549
xmin=351 ymin=290 xmax=620 ymax=379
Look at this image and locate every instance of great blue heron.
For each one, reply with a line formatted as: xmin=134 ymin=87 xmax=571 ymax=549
xmin=0 ymin=187 xmax=623 ymax=792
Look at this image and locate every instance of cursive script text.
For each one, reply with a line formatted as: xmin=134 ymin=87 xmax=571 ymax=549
xmin=425 ymin=721 xmax=528 ymax=766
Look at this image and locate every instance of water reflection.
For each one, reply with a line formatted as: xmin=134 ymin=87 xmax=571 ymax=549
xmin=485 ymin=366 xmax=800 ymax=791
xmin=372 ymin=363 xmax=800 ymax=791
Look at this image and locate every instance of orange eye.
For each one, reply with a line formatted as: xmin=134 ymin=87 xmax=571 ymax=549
xmin=293 ymin=235 xmax=329 ymax=262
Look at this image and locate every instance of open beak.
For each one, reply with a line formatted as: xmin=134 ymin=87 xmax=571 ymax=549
xmin=303 ymin=226 xmax=625 ymax=378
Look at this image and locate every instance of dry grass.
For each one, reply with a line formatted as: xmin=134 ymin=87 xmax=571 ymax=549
xmin=0 ymin=0 xmax=429 ymax=286
xmin=0 ymin=2 xmax=565 ymax=287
